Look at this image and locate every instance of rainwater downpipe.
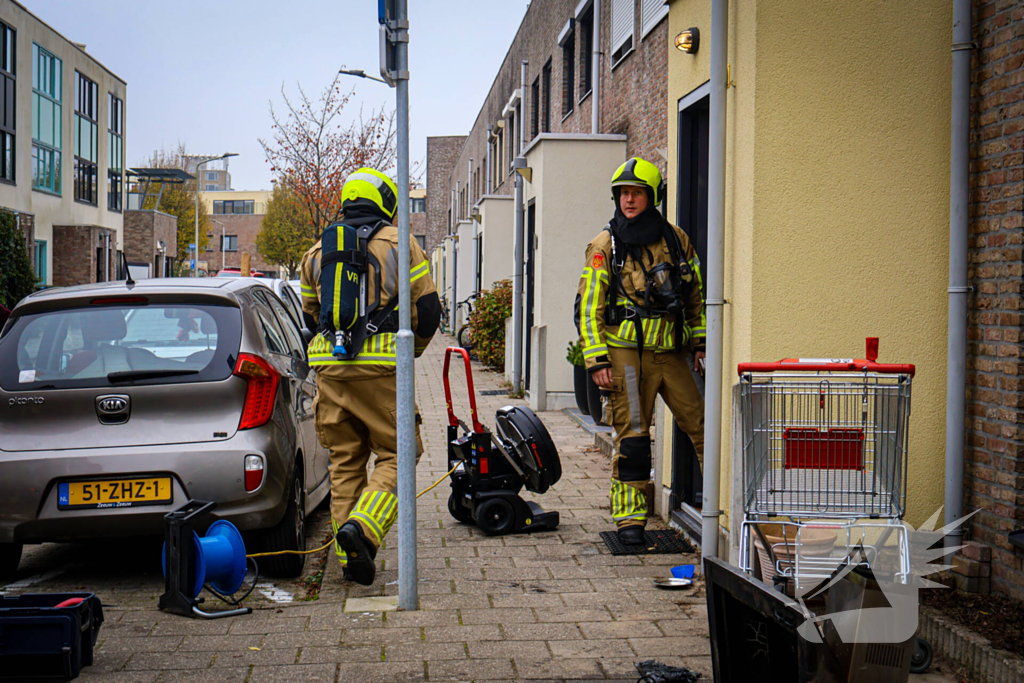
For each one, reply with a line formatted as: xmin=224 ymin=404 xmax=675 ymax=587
xmin=701 ymin=0 xmax=728 ymax=559
xmin=945 ymin=0 xmax=971 ymax=549
xmin=469 ymin=157 xmax=476 ymax=295
xmin=591 ymin=0 xmax=600 ymax=134
xmin=511 ymin=59 xmax=528 ymax=392
xmin=486 ymin=125 xmax=494 ymax=194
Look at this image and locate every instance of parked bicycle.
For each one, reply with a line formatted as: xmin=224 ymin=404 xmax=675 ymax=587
xmin=456 ymin=294 xmax=478 ymax=351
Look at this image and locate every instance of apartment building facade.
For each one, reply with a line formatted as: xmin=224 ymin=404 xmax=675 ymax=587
xmin=199 ymin=189 xmax=276 ymax=276
xmin=0 ymin=0 xmax=127 ymax=288
xmin=435 ymin=0 xmax=671 ymax=407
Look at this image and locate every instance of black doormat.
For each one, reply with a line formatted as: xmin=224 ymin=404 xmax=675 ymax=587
xmin=600 ymin=530 xmax=695 ymax=555
xmin=479 ymin=390 xmax=508 ymax=396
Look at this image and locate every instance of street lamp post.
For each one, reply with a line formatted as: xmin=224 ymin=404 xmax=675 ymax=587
xmin=194 ymin=153 xmax=238 ymax=277
xmin=337 ymin=0 xmax=415 ymax=610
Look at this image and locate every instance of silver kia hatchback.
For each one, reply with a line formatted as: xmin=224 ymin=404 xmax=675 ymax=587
xmin=0 ymin=278 xmax=330 ymax=578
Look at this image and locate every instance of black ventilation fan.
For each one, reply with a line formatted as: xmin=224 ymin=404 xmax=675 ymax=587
xmin=494 ymin=405 xmax=561 ymax=494
xmin=443 ymin=348 xmax=561 ymax=535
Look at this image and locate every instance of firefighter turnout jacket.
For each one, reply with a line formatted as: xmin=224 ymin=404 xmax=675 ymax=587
xmin=299 ymin=224 xmax=438 ymax=378
xmin=577 ymin=222 xmax=705 ymax=370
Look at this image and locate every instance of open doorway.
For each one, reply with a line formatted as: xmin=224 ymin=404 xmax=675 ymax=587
xmin=671 ymin=82 xmax=710 ymax=539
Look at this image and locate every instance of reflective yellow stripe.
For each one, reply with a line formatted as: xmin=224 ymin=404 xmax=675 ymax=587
xmin=410 ymin=261 xmax=430 ymax=283
xmin=308 ymin=332 xmax=398 ymax=366
xmin=611 ymin=479 xmax=647 ymax=522
xmin=349 ymin=490 xmax=398 ymax=545
xmin=580 ymin=265 xmax=607 ymax=352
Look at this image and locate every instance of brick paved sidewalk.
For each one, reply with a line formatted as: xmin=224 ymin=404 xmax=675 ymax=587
xmin=82 ymin=338 xmax=710 ymax=682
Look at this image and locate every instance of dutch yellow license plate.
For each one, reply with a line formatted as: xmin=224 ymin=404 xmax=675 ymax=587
xmin=58 ymin=478 xmax=173 ymax=509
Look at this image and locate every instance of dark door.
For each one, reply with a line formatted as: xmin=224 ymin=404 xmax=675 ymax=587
xmin=672 ymin=89 xmax=710 ymax=519
xmin=676 ymin=93 xmax=710 ymax=268
xmin=524 ymin=200 xmax=536 ymax=389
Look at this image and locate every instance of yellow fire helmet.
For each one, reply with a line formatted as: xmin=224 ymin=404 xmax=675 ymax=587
xmin=610 ymin=157 xmax=663 ymax=206
xmin=341 ymin=167 xmax=399 ymax=220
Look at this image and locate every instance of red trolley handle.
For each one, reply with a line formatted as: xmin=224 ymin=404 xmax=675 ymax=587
xmin=442 ymin=347 xmax=485 ymax=433
xmin=738 ymin=359 xmax=915 ymax=377
xmin=737 ymin=338 xmax=915 ymax=377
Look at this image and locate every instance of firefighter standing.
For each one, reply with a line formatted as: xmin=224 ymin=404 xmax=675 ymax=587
xmin=576 ymin=157 xmax=706 ymax=545
xmin=300 ymin=168 xmax=441 ymax=584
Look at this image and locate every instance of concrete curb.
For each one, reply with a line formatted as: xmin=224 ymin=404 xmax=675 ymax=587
xmin=561 ymin=407 xmax=614 ymax=456
xmin=919 ymin=605 xmax=1024 ymax=683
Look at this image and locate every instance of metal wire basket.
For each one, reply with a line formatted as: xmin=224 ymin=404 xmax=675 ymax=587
xmin=738 ymin=352 xmax=914 ymax=520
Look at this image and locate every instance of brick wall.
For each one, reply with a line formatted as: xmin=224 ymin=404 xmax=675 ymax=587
xmin=204 ymin=214 xmax=277 ymax=276
xmin=410 ymin=210 xmax=427 ymax=246
xmin=965 ymin=0 xmax=1024 ymax=599
xmin=124 ymin=210 xmax=177 ymax=277
xmin=426 ymin=136 xmax=466 ymax=252
xmin=52 ymin=225 xmax=115 ymax=287
xmin=442 ymin=0 xmax=669 ymax=213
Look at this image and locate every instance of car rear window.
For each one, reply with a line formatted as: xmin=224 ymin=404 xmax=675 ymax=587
xmin=0 ymin=303 xmax=242 ymax=391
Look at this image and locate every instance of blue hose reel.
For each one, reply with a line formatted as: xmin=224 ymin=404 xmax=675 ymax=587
xmin=159 ymin=500 xmax=252 ymax=619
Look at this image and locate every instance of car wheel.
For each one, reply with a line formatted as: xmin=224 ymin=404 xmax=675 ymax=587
xmin=258 ymin=465 xmax=306 ymax=578
xmin=474 ymin=497 xmax=515 ymax=536
xmin=0 ymin=543 xmax=22 ymax=579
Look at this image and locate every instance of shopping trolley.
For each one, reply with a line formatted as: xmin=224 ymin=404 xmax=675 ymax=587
xmin=736 ymin=338 xmax=917 ymax=590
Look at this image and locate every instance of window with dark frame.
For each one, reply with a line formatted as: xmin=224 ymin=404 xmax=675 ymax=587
xmin=212 ymin=199 xmax=254 ymax=215
xmin=107 ymin=93 xmax=123 ymax=211
xmin=73 ymin=71 xmax=98 ymax=205
xmin=0 ymin=22 xmax=15 ymax=184
xmin=32 ymin=43 xmax=62 ymax=194
xmin=561 ymin=28 xmax=575 ymax=117
xmin=579 ymin=7 xmax=593 ymax=99
xmin=222 ymin=235 xmax=238 ymax=252
xmin=530 ymin=77 xmax=539 ymax=139
xmin=541 ymin=60 xmax=552 ymax=133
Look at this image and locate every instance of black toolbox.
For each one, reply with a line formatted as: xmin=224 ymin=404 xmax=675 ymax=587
xmin=0 ymin=593 xmax=104 ymax=681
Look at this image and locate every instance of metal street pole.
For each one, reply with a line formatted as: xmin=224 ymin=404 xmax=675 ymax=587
xmin=392 ymin=0 xmax=417 ymax=612
xmin=339 ymin=4 xmax=415 ymax=608
xmin=194 ymin=153 xmax=237 ymax=277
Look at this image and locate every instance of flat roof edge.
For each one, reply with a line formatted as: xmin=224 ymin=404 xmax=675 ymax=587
xmin=523 ymin=133 xmax=629 ymax=157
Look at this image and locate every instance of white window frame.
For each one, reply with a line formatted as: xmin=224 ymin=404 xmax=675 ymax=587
xmin=640 ymin=0 xmax=669 ymax=40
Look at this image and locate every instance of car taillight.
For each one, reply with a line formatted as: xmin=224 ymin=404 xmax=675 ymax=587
xmin=244 ymin=455 xmax=264 ymax=492
xmin=233 ymin=353 xmax=279 ymax=430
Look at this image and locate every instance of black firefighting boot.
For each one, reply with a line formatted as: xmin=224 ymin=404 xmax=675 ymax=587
xmin=335 ymin=521 xmax=377 ymax=586
xmin=617 ymin=524 xmax=646 ymax=546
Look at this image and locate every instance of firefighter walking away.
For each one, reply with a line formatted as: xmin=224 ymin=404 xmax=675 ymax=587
xmin=576 ymin=157 xmax=706 ymax=545
xmin=300 ymin=167 xmax=441 ymax=584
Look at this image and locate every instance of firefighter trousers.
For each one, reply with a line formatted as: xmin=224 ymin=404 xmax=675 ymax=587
xmin=606 ymin=346 xmax=704 ymax=529
xmin=315 ymin=372 xmax=423 ymax=552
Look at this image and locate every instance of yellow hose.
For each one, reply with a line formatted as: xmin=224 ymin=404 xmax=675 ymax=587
xmin=246 ymin=463 xmax=460 ymax=558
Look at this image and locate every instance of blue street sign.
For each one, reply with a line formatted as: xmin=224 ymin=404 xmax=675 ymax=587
xmin=190 ymin=259 xmax=196 ymax=269
xmin=189 ymin=243 xmax=196 ymax=250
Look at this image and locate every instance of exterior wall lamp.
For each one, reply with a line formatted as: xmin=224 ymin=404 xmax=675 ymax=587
xmin=675 ymin=27 xmax=699 ymax=54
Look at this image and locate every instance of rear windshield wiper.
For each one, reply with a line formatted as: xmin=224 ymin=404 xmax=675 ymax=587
xmin=107 ymin=369 xmax=200 ymax=383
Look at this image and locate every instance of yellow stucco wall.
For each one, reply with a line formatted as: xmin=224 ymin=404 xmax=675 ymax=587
xmin=665 ymin=0 xmax=952 ymax=532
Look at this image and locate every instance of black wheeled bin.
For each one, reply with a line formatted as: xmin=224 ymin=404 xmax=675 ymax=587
xmin=0 ymin=593 xmax=104 ymax=681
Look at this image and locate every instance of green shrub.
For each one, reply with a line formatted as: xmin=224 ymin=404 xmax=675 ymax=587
xmin=566 ymin=340 xmax=584 ymax=366
xmin=467 ymin=279 xmax=512 ymax=370
xmin=0 ymin=212 xmax=37 ymax=310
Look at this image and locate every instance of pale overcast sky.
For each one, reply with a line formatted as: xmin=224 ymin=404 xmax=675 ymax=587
xmin=27 ymin=0 xmax=528 ymax=191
